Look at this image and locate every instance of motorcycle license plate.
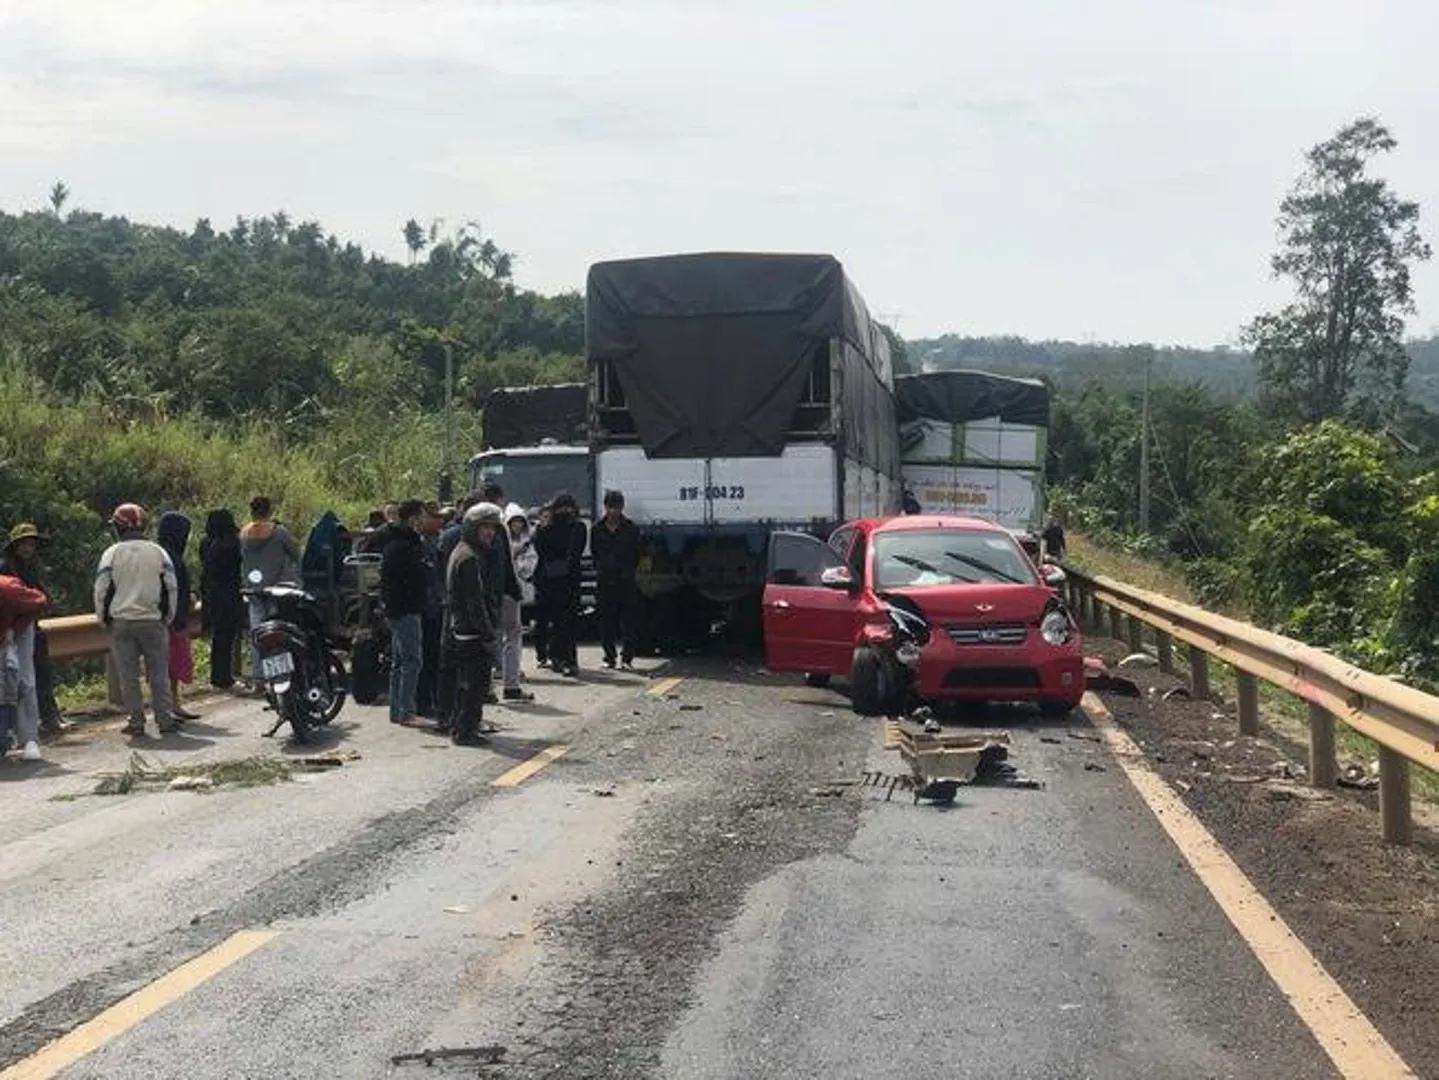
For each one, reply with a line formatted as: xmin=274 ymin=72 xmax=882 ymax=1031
xmin=261 ymin=653 xmax=295 ymax=679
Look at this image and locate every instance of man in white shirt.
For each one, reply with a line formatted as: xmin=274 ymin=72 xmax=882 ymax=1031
xmin=95 ymin=503 xmax=178 ymax=736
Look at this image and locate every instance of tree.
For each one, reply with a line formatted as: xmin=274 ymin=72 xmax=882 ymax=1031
xmin=402 ymin=218 xmax=426 ymax=264
xmin=1244 ymin=118 xmax=1431 ymax=425
xmin=49 ymin=181 xmax=70 ymax=217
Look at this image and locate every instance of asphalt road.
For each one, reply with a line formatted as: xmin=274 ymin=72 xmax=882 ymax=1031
xmin=0 ymin=649 xmax=1358 ymax=1079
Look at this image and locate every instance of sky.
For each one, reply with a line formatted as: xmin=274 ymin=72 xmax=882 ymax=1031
xmin=2 ymin=0 xmax=1437 ymax=345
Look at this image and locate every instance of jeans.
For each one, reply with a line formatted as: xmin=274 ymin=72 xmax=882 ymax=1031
xmin=598 ymin=576 xmax=638 ymax=664
xmin=2 ymin=624 xmax=39 ymax=747
xmin=451 ymin=636 xmax=493 ymax=739
xmin=247 ymin=597 xmax=267 ymax=683
xmin=388 ymin=613 xmax=423 ymax=722
xmin=500 ymin=597 xmax=523 ymax=690
xmin=110 ymin=619 xmax=173 ymax=727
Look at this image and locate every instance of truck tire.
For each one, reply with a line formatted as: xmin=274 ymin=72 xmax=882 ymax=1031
xmin=850 ymin=646 xmax=902 ymax=718
xmin=350 ymin=635 xmax=382 ymax=705
xmin=804 ymin=673 xmax=832 ymax=689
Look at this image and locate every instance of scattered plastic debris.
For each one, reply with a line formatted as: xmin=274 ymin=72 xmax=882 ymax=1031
xmin=392 ymin=1046 xmax=507 ymax=1067
xmin=1338 ymin=762 xmax=1380 ymax=790
xmin=1084 ymin=762 xmax=1107 ymax=773
xmin=1162 ymin=686 xmax=1192 ymax=701
xmin=442 ymin=906 xmax=471 ymax=915
xmin=1119 ymin=653 xmax=1159 ymax=669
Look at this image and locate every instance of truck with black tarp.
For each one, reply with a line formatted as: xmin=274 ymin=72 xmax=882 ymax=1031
xmin=894 ymin=370 xmax=1051 ymax=552
xmin=468 ymin=382 xmax=596 ymax=616
xmin=587 ymin=252 xmax=901 ymax=642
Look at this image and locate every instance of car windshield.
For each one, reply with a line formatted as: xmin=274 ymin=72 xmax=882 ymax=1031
xmin=873 ymin=528 xmax=1036 ymax=589
xmin=469 ymin=453 xmax=591 ymax=515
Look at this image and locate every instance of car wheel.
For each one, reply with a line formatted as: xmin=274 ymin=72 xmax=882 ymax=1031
xmin=804 ymin=673 xmax=831 ymax=689
xmin=1039 ymin=699 xmax=1077 ymax=719
xmin=850 ymin=646 xmax=902 ymax=717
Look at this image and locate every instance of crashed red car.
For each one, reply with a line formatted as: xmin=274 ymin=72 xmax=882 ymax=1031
xmin=762 ymin=515 xmax=1084 ymax=717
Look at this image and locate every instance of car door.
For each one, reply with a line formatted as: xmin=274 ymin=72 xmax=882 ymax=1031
xmin=763 ymin=531 xmax=859 ymax=675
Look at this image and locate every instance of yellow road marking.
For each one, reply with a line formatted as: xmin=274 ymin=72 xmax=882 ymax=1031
xmin=492 ymin=744 xmax=569 ymax=788
xmin=0 ymin=930 xmax=278 ymax=1080
xmin=647 ymin=676 xmax=684 ymax=698
xmin=1081 ymin=691 xmax=1417 ymax=1080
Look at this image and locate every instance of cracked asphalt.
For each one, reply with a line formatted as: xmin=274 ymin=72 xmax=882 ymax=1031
xmin=0 ymin=644 xmax=1386 ymax=1079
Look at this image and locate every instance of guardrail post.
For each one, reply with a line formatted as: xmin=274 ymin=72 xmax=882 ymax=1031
xmin=1108 ymin=605 xmax=1123 ymax=641
xmin=1378 ymin=746 xmax=1412 ymax=844
xmin=1236 ymin=672 xmax=1259 ymax=737
xmin=1187 ymin=647 xmax=1211 ymax=699
xmin=1156 ymin=631 xmax=1174 ymax=674
xmin=1307 ymin=703 xmax=1336 ymax=790
xmin=1126 ymin=615 xmax=1144 ymax=655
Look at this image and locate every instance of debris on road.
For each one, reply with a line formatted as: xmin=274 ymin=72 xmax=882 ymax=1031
xmin=1338 ymin=762 xmax=1381 ymax=790
xmin=1084 ymin=660 xmax=1142 ymax=697
xmin=1066 ymin=730 xmax=1101 ymax=743
xmin=1084 ymin=762 xmax=1107 ymax=773
xmin=592 ymin=787 xmax=617 ymax=798
xmin=87 ymin=753 xmax=296 ymax=797
xmin=1041 ymin=736 xmax=1062 ymax=745
xmin=1119 ymin=653 xmax=1159 ymax=669
xmin=1162 ymin=687 xmax=1192 ymax=701
xmin=391 ymin=1045 xmax=507 ymax=1067
xmin=443 ymin=905 xmax=471 ymax=915
xmin=679 ymin=704 xmax=703 ymax=712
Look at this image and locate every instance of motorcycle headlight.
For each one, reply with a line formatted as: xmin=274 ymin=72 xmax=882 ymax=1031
xmin=1040 ymin=609 xmax=1072 ymax=646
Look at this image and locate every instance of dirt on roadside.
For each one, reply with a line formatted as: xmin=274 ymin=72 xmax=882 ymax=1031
xmin=1088 ymin=637 xmax=1439 ymax=1076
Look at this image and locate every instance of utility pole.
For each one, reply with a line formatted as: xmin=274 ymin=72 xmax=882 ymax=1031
xmin=1138 ymin=347 xmax=1152 ymax=534
xmin=443 ymin=338 xmax=455 ymax=478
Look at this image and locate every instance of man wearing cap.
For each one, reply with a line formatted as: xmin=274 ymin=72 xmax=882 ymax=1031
xmin=446 ymin=502 xmax=503 ymax=746
xmin=0 ymin=524 xmax=63 ymax=735
xmin=95 ymin=503 xmax=179 ymax=737
xmin=1 ymin=548 xmax=50 ymax=760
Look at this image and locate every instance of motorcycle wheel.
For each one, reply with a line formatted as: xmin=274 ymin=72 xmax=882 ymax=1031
xmin=350 ymin=635 xmax=382 ymax=705
xmin=315 ymin=653 xmax=347 ymax=725
xmin=282 ymin=691 xmax=314 ymax=744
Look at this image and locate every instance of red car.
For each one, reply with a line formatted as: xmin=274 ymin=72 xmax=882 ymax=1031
xmin=762 ymin=515 xmax=1084 ymax=717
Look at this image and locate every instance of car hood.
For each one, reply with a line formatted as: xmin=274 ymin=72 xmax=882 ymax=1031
xmin=880 ymin=582 xmax=1054 ymax=625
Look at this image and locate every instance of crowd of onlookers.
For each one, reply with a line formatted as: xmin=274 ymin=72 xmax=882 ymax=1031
xmin=0 ymin=484 xmax=644 ymax=761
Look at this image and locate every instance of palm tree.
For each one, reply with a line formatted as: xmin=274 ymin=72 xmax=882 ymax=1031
xmin=403 ymin=218 xmax=426 ymax=264
xmin=49 ymin=181 xmax=70 ymax=217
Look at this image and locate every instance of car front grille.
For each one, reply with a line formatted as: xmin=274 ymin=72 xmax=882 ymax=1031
xmin=945 ymin=623 xmax=1028 ymax=646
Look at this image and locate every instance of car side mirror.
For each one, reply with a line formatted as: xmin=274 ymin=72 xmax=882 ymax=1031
xmin=1040 ymin=564 xmax=1066 ymax=588
xmin=820 ymin=565 xmax=855 ymax=590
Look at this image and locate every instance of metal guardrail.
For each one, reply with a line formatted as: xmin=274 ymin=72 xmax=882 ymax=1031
xmin=1063 ymin=566 xmax=1439 ymax=844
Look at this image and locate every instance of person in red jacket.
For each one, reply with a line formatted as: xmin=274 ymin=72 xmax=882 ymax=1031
xmin=0 ymin=571 xmax=49 ymax=761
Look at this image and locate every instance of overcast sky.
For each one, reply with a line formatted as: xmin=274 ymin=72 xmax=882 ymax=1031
xmin=2 ymin=0 xmax=1436 ymax=344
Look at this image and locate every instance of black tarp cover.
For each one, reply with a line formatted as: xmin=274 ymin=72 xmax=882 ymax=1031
xmin=894 ymin=371 xmax=1050 ymax=427
xmin=483 ymin=383 xmax=588 ymax=449
xmin=587 ymin=253 xmax=873 ymax=458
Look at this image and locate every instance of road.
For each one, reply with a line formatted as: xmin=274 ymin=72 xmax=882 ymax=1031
xmin=0 ymin=645 xmax=1422 ymax=1079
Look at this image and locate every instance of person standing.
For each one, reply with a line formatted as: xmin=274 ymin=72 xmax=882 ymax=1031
xmin=446 ymin=503 xmax=501 ymax=746
xmin=240 ymin=497 xmax=302 ymax=689
xmin=0 ymin=524 xmax=63 ymax=734
xmin=381 ymin=500 xmax=429 ymax=727
xmin=0 ymin=563 xmax=48 ymax=760
xmin=531 ymin=504 xmax=554 ymax=668
xmin=417 ymin=504 xmax=446 ymax=719
xmin=156 ymin=512 xmax=201 ymax=722
xmin=200 ymin=509 xmax=244 ymax=691
xmin=591 ymin=490 xmax=641 ymax=670
xmin=1042 ymin=518 xmax=1067 ymax=563
xmin=435 ymin=494 xmax=475 ymax=731
xmin=500 ymin=504 xmax=537 ymax=702
xmin=533 ymin=493 xmax=586 ymax=678
xmin=95 ymin=503 xmax=178 ymax=737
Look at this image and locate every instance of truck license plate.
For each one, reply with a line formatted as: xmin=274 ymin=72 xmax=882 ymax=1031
xmin=261 ymin=653 xmax=295 ymax=679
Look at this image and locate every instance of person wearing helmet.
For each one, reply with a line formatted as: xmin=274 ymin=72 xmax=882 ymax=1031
xmin=94 ymin=503 xmax=179 ymax=737
xmin=447 ymin=502 xmax=503 ymax=745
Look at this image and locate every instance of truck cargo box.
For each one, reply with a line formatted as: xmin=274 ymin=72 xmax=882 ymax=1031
xmin=895 ymin=371 xmax=1049 ymax=468
xmin=482 ymin=383 xmax=588 ymax=450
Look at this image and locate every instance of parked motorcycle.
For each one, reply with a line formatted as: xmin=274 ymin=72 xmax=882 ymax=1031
xmin=341 ymin=553 xmax=389 ymax=705
xmin=245 ymin=570 xmax=347 ymax=743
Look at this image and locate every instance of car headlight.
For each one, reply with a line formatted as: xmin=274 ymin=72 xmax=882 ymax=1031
xmin=1040 ymin=609 xmax=1072 ymax=646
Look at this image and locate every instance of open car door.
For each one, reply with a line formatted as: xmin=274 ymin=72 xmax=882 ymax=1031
xmin=762 ymin=531 xmax=861 ymax=676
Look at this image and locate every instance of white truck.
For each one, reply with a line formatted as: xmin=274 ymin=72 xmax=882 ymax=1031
xmin=894 ymin=370 xmax=1051 ymax=557
xmin=586 ymin=252 xmax=901 ymax=644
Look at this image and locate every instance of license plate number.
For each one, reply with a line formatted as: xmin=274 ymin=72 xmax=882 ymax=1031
xmin=261 ymin=653 xmax=295 ymax=679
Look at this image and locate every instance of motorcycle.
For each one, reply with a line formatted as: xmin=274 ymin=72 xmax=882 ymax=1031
xmin=245 ymin=570 xmax=347 ymax=743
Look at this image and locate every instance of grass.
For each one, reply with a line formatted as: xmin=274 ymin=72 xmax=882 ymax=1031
xmin=85 ymin=752 xmax=294 ymax=797
xmin=1067 ymin=532 xmax=1197 ymax=603
xmin=1074 ymin=534 xmax=1439 ymax=807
